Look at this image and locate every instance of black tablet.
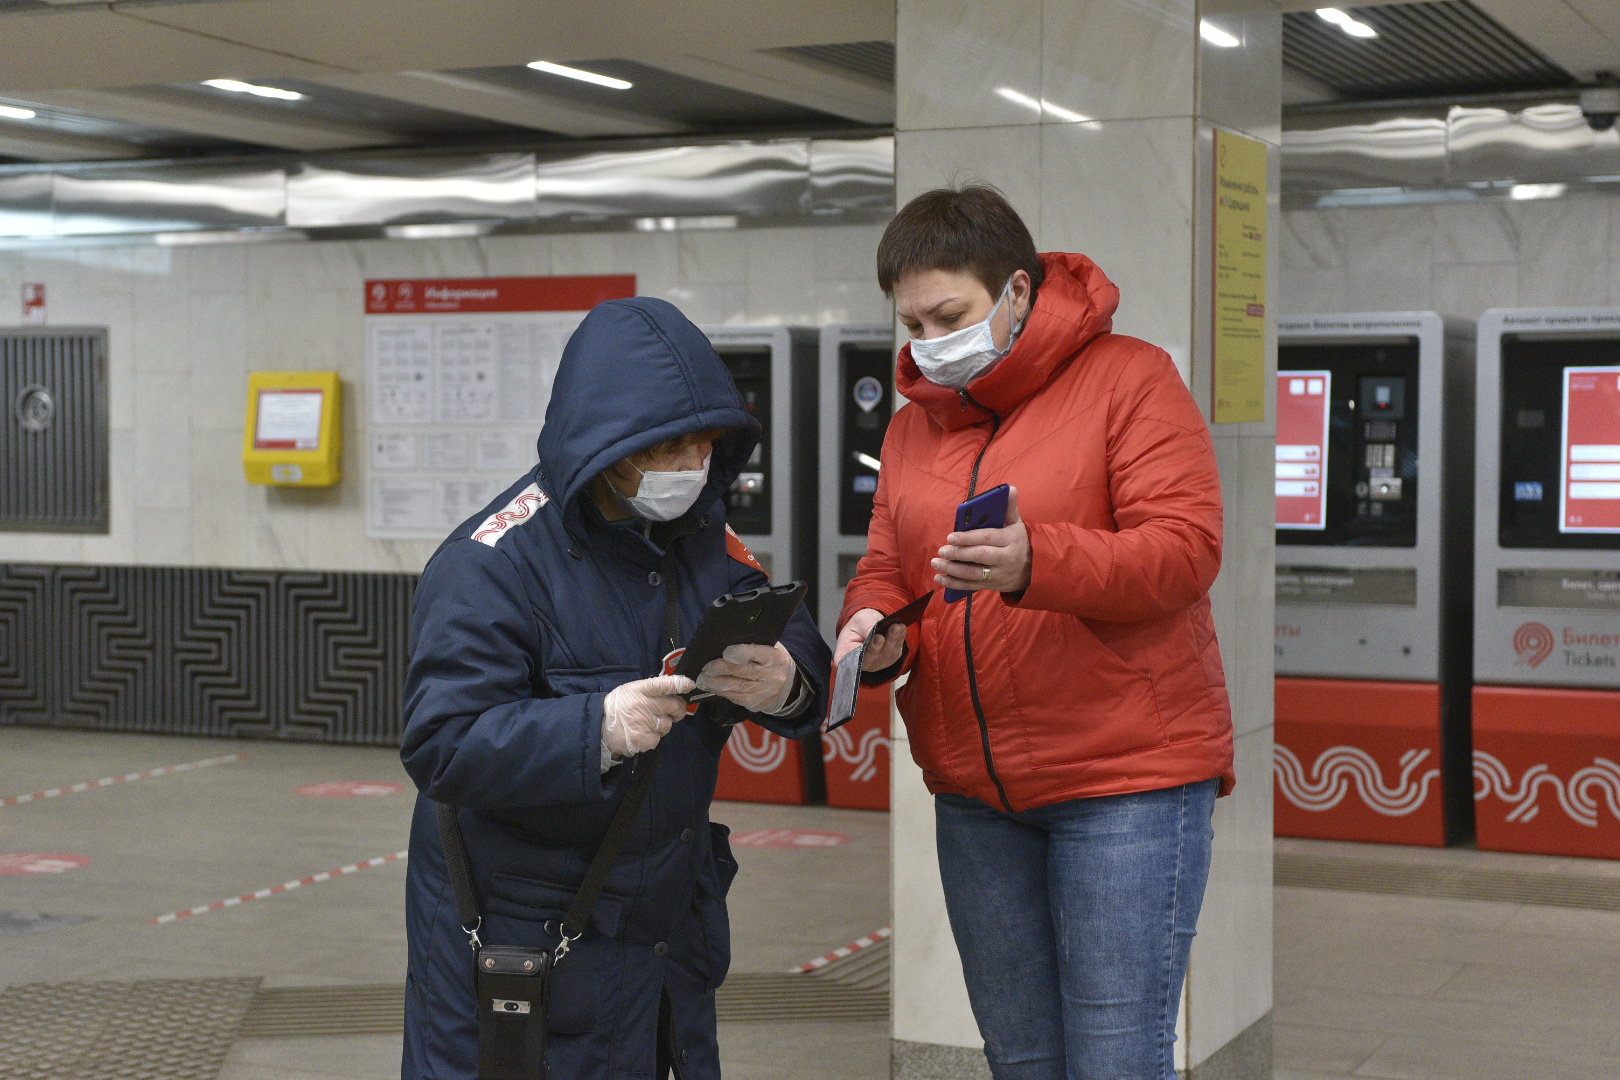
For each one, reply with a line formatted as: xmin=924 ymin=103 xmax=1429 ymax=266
xmin=673 ymin=580 xmax=809 ymax=683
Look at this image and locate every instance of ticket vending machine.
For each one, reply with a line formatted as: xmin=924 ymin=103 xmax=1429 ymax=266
xmin=818 ymin=323 xmax=896 ymax=811
xmin=1273 ymin=313 xmax=1475 ymax=846
xmin=701 ymin=325 xmax=824 ymax=804
xmin=1473 ymin=307 xmax=1620 ymax=858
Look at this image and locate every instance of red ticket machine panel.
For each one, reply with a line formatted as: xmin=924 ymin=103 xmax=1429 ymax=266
xmin=1275 ymin=678 xmax=1446 ymax=846
xmin=823 ymin=684 xmax=892 ymax=811
xmin=1561 ymin=366 xmax=1620 ymax=534
xmin=1277 ymin=370 xmax=1330 ymax=530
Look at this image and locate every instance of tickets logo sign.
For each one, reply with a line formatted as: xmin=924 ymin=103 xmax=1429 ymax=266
xmin=1513 ymin=622 xmax=1555 ymax=668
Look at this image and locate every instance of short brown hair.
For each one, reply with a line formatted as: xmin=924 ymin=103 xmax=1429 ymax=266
xmin=876 ymin=185 xmax=1044 ymax=299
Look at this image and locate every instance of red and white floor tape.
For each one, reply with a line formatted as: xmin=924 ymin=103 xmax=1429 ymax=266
xmin=1 ymin=754 xmax=244 ymax=808
xmin=151 ymin=850 xmax=408 ymax=925
xmin=791 ymin=926 xmax=892 ymax=973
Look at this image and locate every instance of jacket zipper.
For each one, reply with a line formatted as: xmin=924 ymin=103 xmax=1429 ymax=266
xmin=959 ymin=389 xmax=1014 ymax=813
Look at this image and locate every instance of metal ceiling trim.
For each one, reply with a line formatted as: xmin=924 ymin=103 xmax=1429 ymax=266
xmin=0 ymin=136 xmax=894 ymax=243
xmin=1284 ymin=103 xmax=1620 ymax=202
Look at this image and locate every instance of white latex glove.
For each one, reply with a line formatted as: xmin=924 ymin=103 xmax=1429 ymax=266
xmin=695 ymin=643 xmax=797 ymax=714
xmin=602 ymin=674 xmax=695 ymax=758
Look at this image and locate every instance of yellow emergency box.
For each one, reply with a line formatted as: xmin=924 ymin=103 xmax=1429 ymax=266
xmin=242 ymin=371 xmax=343 ymax=487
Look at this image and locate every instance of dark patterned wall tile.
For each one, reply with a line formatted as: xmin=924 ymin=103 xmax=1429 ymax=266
xmin=0 ymin=563 xmax=416 ymax=747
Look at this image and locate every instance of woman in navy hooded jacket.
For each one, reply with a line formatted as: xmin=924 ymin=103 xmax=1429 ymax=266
xmin=399 ymin=297 xmax=831 ymax=1080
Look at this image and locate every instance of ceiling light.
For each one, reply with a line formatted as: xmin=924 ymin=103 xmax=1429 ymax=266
xmin=1200 ymin=21 xmax=1241 ymax=48
xmin=527 ymin=61 xmax=632 ymax=90
xmin=202 ymin=79 xmax=304 ymax=101
xmin=0 ymin=104 xmax=37 ymax=120
xmin=1316 ymin=8 xmax=1378 ymax=38
xmin=1510 ymin=182 xmax=1567 ymax=201
xmin=994 ymin=87 xmax=1096 ymax=125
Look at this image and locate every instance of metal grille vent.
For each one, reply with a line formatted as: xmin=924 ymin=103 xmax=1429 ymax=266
xmin=1277 ymin=852 xmax=1620 ymax=912
xmin=784 ymin=41 xmax=896 ymax=84
xmin=1282 ymin=1 xmax=1573 ymax=101
xmin=0 ymin=328 xmax=108 ymax=533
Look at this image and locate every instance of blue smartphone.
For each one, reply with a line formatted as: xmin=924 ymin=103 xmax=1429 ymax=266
xmin=944 ymin=484 xmax=1010 ymax=603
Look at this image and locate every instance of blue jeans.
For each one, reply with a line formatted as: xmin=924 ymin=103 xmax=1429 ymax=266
xmin=935 ymin=780 xmax=1218 ymax=1080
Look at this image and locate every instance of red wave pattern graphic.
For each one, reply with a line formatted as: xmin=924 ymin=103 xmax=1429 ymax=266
xmin=1474 ymin=751 xmax=1620 ymax=827
xmin=1273 ymin=745 xmax=1440 ymax=816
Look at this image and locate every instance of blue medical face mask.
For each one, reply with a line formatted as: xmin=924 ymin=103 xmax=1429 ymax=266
xmin=910 ymin=278 xmax=1025 ymax=389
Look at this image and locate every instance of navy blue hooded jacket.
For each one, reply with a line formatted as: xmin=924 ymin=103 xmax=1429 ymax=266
xmin=399 ymin=297 xmax=831 ymax=1080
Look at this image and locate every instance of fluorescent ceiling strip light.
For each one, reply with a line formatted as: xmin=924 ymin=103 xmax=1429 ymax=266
xmin=202 ymin=79 xmax=304 ymax=101
xmin=994 ymin=87 xmax=1096 ymax=126
xmin=0 ymin=104 xmax=37 ymax=120
xmin=1315 ymin=8 xmax=1378 ymax=38
xmin=527 ymin=61 xmax=632 ymax=90
xmin=1509 ymin=182 xmax=1567 ymax=201
xmin=1200 ymin=21 xmax=1241 ymax=48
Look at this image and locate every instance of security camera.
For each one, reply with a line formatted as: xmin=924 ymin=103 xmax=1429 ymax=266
xmin=1582 ymin=76 xmax=1620 ymax=132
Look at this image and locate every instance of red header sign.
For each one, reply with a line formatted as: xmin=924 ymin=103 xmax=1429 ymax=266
xmin=1561 ymin=365 xmax=1620 ymax=534
xmin=364 ymin=275 xmax=636 ymax=315
xmin=1276 ymin=370 xmax=1331 ymax=530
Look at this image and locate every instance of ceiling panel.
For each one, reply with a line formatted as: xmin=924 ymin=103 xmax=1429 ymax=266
xmin=784 ymin=40 xmax=895 ymax=83
xmin=463 ymin=61 xmax=841 ymax=129
xmin=0 ymin=7 xmax=343 ymax=92
xmin=1283 ymin=1 xmax=1573 ymax=101
xmin=115 ymin=0 xmax=894 ymax=78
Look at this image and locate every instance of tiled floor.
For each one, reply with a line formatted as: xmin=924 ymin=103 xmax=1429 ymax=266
xmin=10 ymin=727 xmax=1620 ymax=1080
xmin=1274 ymin=837 xmax=1620 ymax=1080
xmin=0 ymin=728 xmax=889 ymax=1080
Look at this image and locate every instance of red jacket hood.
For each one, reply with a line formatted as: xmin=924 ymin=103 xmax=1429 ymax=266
xmin=897 ymin=252 xmax=1121 ymax=431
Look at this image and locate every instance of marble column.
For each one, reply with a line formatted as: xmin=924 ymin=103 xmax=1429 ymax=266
xmin=890 ymin=1 xmax=1279 ymax=1077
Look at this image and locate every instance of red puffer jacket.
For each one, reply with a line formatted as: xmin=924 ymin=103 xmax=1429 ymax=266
xmin=840 ymin=252 xmax=1234 ymax=811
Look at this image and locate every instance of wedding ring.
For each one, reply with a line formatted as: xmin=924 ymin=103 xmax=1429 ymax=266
xmin=982 ymin=566 xmax=992 ymax=581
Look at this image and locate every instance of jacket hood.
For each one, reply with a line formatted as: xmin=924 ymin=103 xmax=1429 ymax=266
xmin=896 ymin=252 xmax=1121 ymax=431
xmin=537 ymin=297 xmax=759 ymax=534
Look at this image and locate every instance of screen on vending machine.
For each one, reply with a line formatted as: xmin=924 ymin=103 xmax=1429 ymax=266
xmin=1276 ymin=371 xmax=1330 ymax=530
xmin=1560 ymin=366 xmax=1620 ymax=533
xmin=1499 ymin=337 xmax=1620 ymax=550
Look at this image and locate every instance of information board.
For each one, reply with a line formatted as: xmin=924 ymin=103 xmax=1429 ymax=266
xmin=1561 ymin=365 xmax=1620 ymax=533
xmin=254 ymin=388 xmax=324 ymax=450
xmin=1276 ymin=370 xmax=1330 ymax=530
xmin=1212 ymin=129 xmax=1269 ymax=424
xmin=364 ymin=275 xmax=635 ymax=540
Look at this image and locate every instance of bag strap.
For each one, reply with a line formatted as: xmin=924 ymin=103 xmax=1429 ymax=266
xmin=438 ymin=544 xmax=684 ymax=963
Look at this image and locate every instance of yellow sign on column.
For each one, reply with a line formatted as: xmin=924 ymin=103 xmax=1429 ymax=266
xmin=1212 ymin=129 xmax=1269 ymax=424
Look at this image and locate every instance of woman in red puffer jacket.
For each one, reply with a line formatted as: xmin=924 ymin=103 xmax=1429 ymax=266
xmin=837 ymin=186 xmax=1233 ymax=1080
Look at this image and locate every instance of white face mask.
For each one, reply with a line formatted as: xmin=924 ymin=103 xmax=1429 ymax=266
xmin=910 ymin=278 xmax=1024 ymax=389
xmin=613 ymin=454 xmax=711 ymax=521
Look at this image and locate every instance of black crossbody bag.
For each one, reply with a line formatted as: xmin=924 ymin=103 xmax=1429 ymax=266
xmin=436 ymin=548 xmax=682 ymax=1080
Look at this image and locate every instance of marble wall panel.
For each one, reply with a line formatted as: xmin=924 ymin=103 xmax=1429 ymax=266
xmin=890 ymin=724 xmax=983 ymax=1051
xmin=0 ymin=222 xmax=893 ymax=573
xmin=1209 ymin=431 xmax=1276 ymax=740
xmin=1432 ymin=262 xmax=1519 ymax=324
xmin=897 ymin=0 xmax=1042 ymax=132
xmin=1341 ymin=206 xmax=1435 ymax=313
xmin=1429 ymin=202 xmax=1519 ymax=266
xmin=1042 ymin=0 xmax=1197 ymax=124
xmin=1513 ymin=198 xmax=1611 ymax=308
xmin=1196 ymin=0 xmax=1282 ymax=145
xmin=1187 ymin=723 xmax=1275 ymax=1068
xmin=1280 ymin=210 xmax=1347 ymax=271
xmin=1039 ymin=117 xmax=1196 ymax=365
xmin=895 ymin=125 xmax=1043 ymax=238
xmin=1282 ymin=192 xmax=1620 ymax=320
